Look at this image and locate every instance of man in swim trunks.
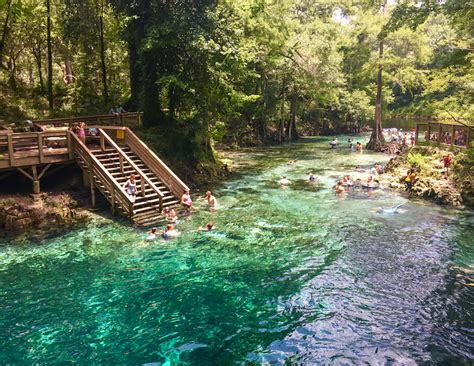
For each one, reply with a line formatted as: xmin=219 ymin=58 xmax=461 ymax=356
xmin=206 ymin=191 xmax=217 ymax=208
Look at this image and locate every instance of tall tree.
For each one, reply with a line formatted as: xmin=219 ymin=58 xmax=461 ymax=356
xmin=46 ymin=0 xmax=53 ymax=110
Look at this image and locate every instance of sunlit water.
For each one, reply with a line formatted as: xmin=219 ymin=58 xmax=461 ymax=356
xmin=1 ymin=136 xmax=473 ymax=365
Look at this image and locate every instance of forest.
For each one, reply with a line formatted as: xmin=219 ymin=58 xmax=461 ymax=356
xmin=0 ymin=0 xmax=472 ymax=172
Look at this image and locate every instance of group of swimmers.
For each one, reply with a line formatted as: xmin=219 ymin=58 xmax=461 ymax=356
xmin=330 ymin=138 xmax=363 ymax=152
xmin=334 ymin=163 xmax=385 ymax=194
xmin=144 ymin=189 xmax=218 ymax=241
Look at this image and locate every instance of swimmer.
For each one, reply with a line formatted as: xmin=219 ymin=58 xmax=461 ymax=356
xmin=308 ymin=172 xmax=317 ymax=182
xmin=162 ymin=224 xmax=181 ymax=239
xmin=206 ymin=191 xmax=218 ymax=209
xmin=341 ymin=175 xmax=353 ymax=186
xmin=198 ymin=221 xmax=215 ymax=232
xmin=335 ymin=181 xmax=345 ymax=194
xmin=279 ymin=176 xmax=291 ymax=186
xmin=329 ymin=138 xmax=338 ymax=148
xmin=376 ymin=202 xmax=406 ymax=214
xmin=355 ymin=142 xmax=362 ymax=152
xmin=287 ymin=159 xmax=297 ymax=165
xmin=146 ymin=227 xmax=158 ymax=241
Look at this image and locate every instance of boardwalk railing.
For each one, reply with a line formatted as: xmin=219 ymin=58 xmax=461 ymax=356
xmin=33 ymin=112 xmax=143 ymax=131
xmin=415 ymin=122 xmax=473 ymax=148
xmin=69 ymin=130 xmax=134 ymax=216
xmin=0 ymin=129 xmax=73 ymax=169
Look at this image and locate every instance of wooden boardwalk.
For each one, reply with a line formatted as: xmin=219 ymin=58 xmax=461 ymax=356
xmin=415 ymin=121 xmax=473 ymax=148
xmin=0 ymin=113 xmax=188 ymax=226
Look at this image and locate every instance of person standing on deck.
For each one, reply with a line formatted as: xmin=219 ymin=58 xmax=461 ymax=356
xmin=78 ymin=122 xmax=86 ymax=144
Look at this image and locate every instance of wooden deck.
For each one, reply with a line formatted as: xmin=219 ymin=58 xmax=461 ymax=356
xmin=415 ymin=121 xmax=473 ymax=148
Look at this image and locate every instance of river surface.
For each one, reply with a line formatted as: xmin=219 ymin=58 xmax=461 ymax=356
xmin=1 ymin=136 xmax=473 ymax=365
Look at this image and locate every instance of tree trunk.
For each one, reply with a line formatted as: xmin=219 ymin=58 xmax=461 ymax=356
xmin=279 ymin=77 xmax=286 ymax=143
xmin=32 ymin=46 xmax=45 ymax=93
xmin=286 ymin=86 xmax=298 ymax=140
xmin=0 ymin=0 xmax=12 ymax=67
xmin=46 ymin=0 xmax=53 ymax=111
xmin=98 ymin=0 xmax=108 ymax=104
xmin=366 ymin=0 xmax=388 ymax=151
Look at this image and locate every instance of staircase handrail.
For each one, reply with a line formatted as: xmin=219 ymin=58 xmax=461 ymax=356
xmin=123 ymin=128 xmax=190 ymax=197
xmin=69 ymin=131 xmax=134 ymax=216
xmin=99 ymin=129 xmax=165 ymax=207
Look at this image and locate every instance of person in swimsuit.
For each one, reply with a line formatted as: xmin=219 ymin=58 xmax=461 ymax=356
xmin=335 ymin=181 xmax=345 ymax=194
xmin=308 ymin=172 xmax=316 ymax=182
xmin=206 ymin=191 xmax=217 ymax=209
xmin=279 ymin=176 xmax=291 ymax=186
xmin=146 ymin=227 xmax=158 ymax=241
xmin=162 ymin=224 xmax=180 ymax=239
xmin=181 ymin=190 xmax=192 ymax=210
xmin=355 ymin=142 xmax=362 ymax=152
xmin=78 ymin=122 xmax=86 ymax=144
xmin=123 ymin=174 xmax=137 ymax=203
xmin=198 ymin=221 xmax=214 ymax=232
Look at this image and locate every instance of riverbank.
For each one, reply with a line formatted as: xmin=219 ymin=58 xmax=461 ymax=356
xmin=0 ymin=192 xmax=96 ymax=238
xmin=383 ymin=146 xmax=473 ymax=207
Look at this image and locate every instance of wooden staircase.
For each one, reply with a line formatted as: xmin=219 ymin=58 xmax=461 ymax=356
xmin=70 ymin=127 xmax=188 ymax=226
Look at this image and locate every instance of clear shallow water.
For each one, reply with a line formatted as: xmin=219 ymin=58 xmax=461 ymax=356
xmin=1 ymin=136 xmax=473 ymax=365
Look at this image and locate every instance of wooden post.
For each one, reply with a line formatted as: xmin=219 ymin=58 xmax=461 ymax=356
xmin=415 ymin=124 xmax=419 ymax=144
xmin=32 ymin=166 xmax=40 ymax=194
xmin=451 ymin=124 xmax=455 ymax=147
xmin=467 ymin=127 xmax=472 ymax=147
xmin=38 ymin=134 xmax=44 ymax=163
xmin=427 ymin=123 xmax=431 ymax=143
xmin=88 ymin=156 xmax=96 ymax=207
xmin=437 ymin=124 xmax=442 ymax=144
xmin=141 ymin=177 xmax=145 ymax=197
xmin=7 ymin=134 xmax=14 ymax=167
xmin=67 ymin=132 xmax=74 ymax=160
xmin=111 ymin=186 xmax=116 ymax=214
xmin=100 ymin=133 xmax=105 ymax=151
xmin=119 ymin=155 xmax=124 ymax=174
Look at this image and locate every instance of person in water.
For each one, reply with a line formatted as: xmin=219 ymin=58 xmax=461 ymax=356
xmin=287 ymin=159 xmax=297 ymax=165
xmin=341 ymin=175 xmax=352 ymax=185
xmin=347 ymin=138 xmax=354 ymax=150
xmin=404 ymin=168 xmax=418 ymax=191
xmin=335 ymin=181 xmax=345 ymax=194
xmin=146 ymin=227 xmax=158 ymax=241
xmin=330 ymin=138 xmax=338 ymax=148
xmin=279 ymin=176 xmax=291 ymax=186
xmin=355 ymin=142 xmax=362 ymax=152
xmin=308 ymin=172 xmax=317 ymax=182
xmin=181 ymin=190 xmax=192 ymax=210
xmin=198 ymin=221 xmax=214 ymax=232
xmin=123 ymin=174 xmax=137 ymax=203
xmin=206 ymin=191 xmax=218 ymax=209
xmin=162 ymin=224 xmax=180 ymax=239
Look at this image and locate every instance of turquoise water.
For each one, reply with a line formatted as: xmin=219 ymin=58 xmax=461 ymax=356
xmin=1 ymin=136 xmax=473 ymax=364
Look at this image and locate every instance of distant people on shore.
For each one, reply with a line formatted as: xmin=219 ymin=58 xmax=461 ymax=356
xmin=404 ymin=168 xmax=418 ymax=191
xmin=123 ymin=174 xmax=137 ymax=203
xmin=109 ymin=105 xmax=127 ymax=115
xmin=442 ymin=153 xmax=454 ymax=177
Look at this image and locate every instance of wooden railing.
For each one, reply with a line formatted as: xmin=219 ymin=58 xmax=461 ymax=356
xmin=99 ymin=128 xmax=164 ymax=211
xmin=415 ymin=122 xmax=473 ymax=148
xmin=124 ymin=128 xmax=189 ymax=198
xmin=33 ymin=112 xmax=143 ymax=131
xmin=69 ymin=131 xmax=134 ymax=216
xmin=0 ymin=130 xmax=73 ymax=169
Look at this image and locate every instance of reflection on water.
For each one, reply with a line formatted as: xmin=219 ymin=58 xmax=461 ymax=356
xmin=0 ymin=136 xmax=473 ymax=364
